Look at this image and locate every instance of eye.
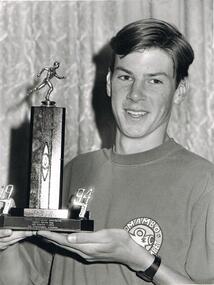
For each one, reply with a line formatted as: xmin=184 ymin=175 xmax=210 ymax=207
xmin=118 ymin=75 xmax=133 ymax=81
xmin=148 ymin=78 xmax=163 ymax=84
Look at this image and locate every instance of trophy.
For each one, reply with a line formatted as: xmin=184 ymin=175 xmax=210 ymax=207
xmin=0 ymin=62 xmax=94 ymax=232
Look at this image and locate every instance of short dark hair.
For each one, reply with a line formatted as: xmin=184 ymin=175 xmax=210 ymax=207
xmin=110 ymin=18 xmax=194 ymax=86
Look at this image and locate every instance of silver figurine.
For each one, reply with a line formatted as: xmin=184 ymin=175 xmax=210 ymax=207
xmin=29 ymin=61 xmax=65 ymax=105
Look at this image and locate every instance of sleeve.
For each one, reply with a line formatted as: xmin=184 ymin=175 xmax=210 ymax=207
xmin=185 ymin=175 xmax=214 ymax=284
xmin=18 ymin=238 xmax=54 ymax=285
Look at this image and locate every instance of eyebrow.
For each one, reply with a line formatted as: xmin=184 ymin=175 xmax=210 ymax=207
xmin=114 ymin=67 xmax=172 ymax=78
xmin=114 ymin=67 xmax=134 ymax=75
xmin=145 ymin=72 xmax=172 ymax=78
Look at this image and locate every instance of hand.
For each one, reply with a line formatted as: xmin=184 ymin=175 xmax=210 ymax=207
xmin=38 ymin=229 xmax=154 ymax=271
xmin=0 ymin=229 xmax=34 ymax=251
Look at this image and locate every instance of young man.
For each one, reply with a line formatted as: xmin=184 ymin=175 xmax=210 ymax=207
xmin=1 ymin=18 xmax=214 ymax=284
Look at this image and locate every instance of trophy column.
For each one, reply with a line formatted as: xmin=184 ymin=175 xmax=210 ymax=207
xmin=28 ymin=105 xmax=65 ymax=210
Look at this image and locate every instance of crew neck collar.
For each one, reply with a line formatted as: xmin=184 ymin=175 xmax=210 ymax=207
xmin=110 ymin=138 xmax=181 ymax=165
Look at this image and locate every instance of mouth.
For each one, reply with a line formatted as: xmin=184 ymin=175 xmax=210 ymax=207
xmin=126 ymin=110 xmax=148 ymax=119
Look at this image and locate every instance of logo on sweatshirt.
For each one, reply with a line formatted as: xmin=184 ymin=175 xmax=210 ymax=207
xmin=124 ymin=217 xmax=163 ymax=255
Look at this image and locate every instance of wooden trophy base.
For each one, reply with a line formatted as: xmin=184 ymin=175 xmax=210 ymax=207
xmin=0 ymin=208 xmax=94 ymax=232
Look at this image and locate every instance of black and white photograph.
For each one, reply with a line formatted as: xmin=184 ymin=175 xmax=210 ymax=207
xmin=0 ymin=0 xmax=214 ymax=284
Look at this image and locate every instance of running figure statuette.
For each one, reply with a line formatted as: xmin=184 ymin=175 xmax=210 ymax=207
xmin=29 ymin=61 xmax=65 ymax=106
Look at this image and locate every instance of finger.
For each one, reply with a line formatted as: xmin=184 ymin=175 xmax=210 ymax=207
xmin=67 ymin=231 xmax=104 ymax=243
xmin=38 ymin=232 xmax=90 ymax=255
xmin=38 ymin=232 xmax=93 ymax=260
xmin=42 ymin=238 xmax=85 ymax=254
xmin=37 ymin=231 xmax=67 ymax=245
xmin=47 ymin=240 xmax=94 ymax=261
xmin=0 ymin=231 xmax=33 ymax=242
xmin=51 ymin=240 xmax=97 ymax=261
xmin=65 ymin=242 xmax=113 ymax=257
xmin=67 ymin=229 xmax=112 ymax=244
xmin=0 ymin=229 xmax=12 ymax=238
xmin=12 ymin=231 xmax=34 ymax=239
xmin=37 ymin=231 xmax=107 ymax=254
xmin=0 ymin=237 xmax=24 ymax=250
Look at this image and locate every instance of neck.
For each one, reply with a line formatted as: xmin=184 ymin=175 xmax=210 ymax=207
xmin=114 ymin=127 xmax=169 ymax=155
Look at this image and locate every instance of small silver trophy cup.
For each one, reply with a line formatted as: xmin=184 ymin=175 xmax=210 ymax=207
xmin=0 ymin=62 xmax=94 ymax=232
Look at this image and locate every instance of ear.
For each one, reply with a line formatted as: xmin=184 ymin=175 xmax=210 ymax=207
xmin=173 ymin=78 xmax=189 ymax=105
xmin=106 ymin=70 xmax=112 ymax=97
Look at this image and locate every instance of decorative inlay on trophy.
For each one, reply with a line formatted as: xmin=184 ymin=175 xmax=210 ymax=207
xmin=0 ymin=62 xmax=94 ymax=232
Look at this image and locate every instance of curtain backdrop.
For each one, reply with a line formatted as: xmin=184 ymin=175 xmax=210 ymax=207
xmin=0 ymin=0 xmax=213 ymax=206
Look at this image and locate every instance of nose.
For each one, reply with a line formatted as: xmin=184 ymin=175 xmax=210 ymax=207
xmin=127 ymin=81 xmax=145 ymax=102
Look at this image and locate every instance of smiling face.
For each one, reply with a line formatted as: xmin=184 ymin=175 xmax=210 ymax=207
xmin=107 ymin=48 xmax=184 ymax=150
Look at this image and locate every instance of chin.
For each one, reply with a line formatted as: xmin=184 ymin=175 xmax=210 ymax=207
xmin=122 ymin=130 xmax=148 ymax=139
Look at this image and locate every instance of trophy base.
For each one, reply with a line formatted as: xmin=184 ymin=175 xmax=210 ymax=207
xmin=0 ymin=208 xmax=94 ymax=232
xmin=0 ymin=215 xmax=94 ymax=232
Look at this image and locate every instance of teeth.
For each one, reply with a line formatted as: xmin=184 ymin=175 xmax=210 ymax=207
xmin=127 ymin=110 xmax=147 ymax=118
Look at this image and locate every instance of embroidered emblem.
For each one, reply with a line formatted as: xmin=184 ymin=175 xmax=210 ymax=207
xmin=124 ymin=217 xmax=163 ymax=255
